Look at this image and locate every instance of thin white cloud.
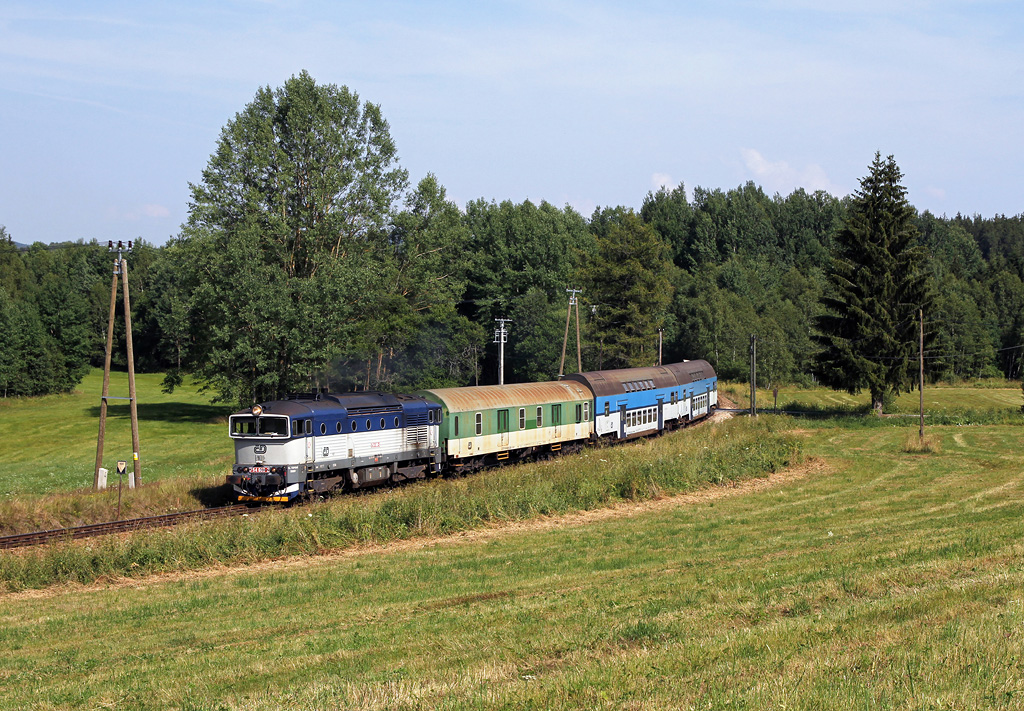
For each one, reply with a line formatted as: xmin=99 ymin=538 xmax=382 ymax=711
xmin=740 ymin=148 xmax=844 ymax=197
xmin=651 ymin=173 xmax=675 ymax=192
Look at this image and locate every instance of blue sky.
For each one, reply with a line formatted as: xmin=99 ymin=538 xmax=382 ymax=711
xmin=1 ymin=0 xmax=1022 ymax=245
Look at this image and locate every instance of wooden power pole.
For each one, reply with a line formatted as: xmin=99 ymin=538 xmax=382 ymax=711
xmin=919 ymin=308 xmax=925 ymax=442
xmin=559 ymin=288 xmax=583 ymax=377
xmin=94 ymin=241 xmax=142 ymax=490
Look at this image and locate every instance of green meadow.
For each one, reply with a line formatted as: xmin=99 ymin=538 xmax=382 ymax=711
xmin=1 ymin=410 xmax=1023 ymax=709
xmin=0 ymin=369 xmax=233 ymax=531
xmin=722 ymin=380 xmax=1023 ymax=416
xmin=0 ymin=368 xmax=232 ymax=497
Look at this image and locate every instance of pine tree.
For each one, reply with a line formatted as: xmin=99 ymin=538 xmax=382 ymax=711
xmin=814 ymin=153 xmax=930 ymax=414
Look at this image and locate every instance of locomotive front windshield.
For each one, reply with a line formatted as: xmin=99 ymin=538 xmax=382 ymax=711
xmin=229 ymin=415 xmax=290 ymax=438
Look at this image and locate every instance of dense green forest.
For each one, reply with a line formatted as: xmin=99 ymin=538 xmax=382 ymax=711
xmin=2 ymin=73 xmax=1023 ymax=404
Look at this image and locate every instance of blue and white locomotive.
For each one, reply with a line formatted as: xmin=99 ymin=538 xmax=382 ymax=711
xmin=226 ymin=391 xmax=442 ymax=502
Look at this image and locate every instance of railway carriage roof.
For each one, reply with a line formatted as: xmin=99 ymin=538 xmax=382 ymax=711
xmin=562 ymin=360 xmax=716 ymax=397
xmin=417 ymin=381 xmax=591 ymax=412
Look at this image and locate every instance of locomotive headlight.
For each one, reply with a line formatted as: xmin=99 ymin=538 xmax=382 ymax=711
xmin=251 ymin=405 xmax=263 ymax=417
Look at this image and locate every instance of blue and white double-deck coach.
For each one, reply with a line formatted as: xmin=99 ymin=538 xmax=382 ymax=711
xmin=562 ymin=360 xmax=717 ymax=440
xmin=226 ymin=391 xmax=442 ymax=502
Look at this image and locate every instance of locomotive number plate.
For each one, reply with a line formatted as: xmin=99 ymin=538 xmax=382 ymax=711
xmin=250 ymin=466 xmax=270 ymax=473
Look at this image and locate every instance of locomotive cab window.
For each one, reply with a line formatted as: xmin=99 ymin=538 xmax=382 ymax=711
xmin=293 ymin=420 xmax=303 ymax=437
xmin=305 ymin=420 xmax=312 ymax=435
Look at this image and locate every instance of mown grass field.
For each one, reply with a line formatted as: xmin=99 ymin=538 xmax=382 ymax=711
xmin=0 ymin=368 xmax=231 ymax=497
xmin=0 ymin=369 xmax=233 ymax=532
xmin=721 ymin=380 xmax=1023 ymax=414
xmin=1 ymin=414 xmax=1022 ymax=709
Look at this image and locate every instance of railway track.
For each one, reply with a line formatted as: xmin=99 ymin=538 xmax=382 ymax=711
xmin=0 ymin=504 xmax=255 ymax=551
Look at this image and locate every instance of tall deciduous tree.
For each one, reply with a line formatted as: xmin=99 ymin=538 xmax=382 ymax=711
xmin=582 ymin=208 xmax=674 ymax=369
xmin=170 ymin=71 xmax=408 ymax=405
xmin=814 ymin=153 xmax=930 ymax=413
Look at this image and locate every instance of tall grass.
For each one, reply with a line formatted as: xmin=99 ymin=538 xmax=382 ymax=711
xmin=0 ymin=417 xmax=797 ymax=591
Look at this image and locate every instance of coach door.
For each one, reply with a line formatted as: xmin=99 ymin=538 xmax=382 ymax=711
xmin=498 ymin=409 xmax=510 ymax=448
xmin=551 ymin=404 xmax=562 ymax=438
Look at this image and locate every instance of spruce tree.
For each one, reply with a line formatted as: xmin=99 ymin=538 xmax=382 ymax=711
xmin=814 ymin=153 xmax=930 ymax=414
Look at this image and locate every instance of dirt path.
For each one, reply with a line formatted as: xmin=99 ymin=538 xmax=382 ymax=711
xmin=7 ymin=401 xmax=827 ymax=602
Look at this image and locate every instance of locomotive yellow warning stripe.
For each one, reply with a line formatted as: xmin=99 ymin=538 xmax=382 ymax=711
xmin=238 ymin=495 xmax=289 ymax=502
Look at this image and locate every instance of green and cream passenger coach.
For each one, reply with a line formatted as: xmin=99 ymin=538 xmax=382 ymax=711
xmin=417 ymin=381 xmax=594 ymax=470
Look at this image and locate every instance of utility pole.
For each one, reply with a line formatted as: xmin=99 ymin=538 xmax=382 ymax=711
xmin=658 ymin=329 xmax=663 ymax=366
xmin=749 ymin=334 xmax=757 ymax=418
xmin=919 ymin=308 xmax=925 ymax=442
xmin=494 ymin=318 xmax=511 ymax=385
xmin=559 ymin=288 xmax=583 ymax=377
xmin=94 ymin=241 xmax=142 ymax=490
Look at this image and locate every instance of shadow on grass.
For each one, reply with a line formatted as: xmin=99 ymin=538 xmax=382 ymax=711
xmin=87 ymin=402 xmax=231 ymax=423
xmin=190 ymin=481 xmax=237 ymax=508
xmin=770 ymin=401 xmax=872 ymax=418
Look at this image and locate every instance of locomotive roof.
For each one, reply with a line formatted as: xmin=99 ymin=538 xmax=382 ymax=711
xmin=561 ymin=360 xmax=716 ymax=397
xmin=418 ymin=380 xmax=591 ymax=412
xmin=231 ymin=391 xmax=435 ymax=418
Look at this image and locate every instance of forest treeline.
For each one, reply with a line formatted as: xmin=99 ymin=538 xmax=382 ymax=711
xmin=3 ymin=192 xmax=1023 ymax=402
xmin=2 ymin=73 xmax=1023 ymax=404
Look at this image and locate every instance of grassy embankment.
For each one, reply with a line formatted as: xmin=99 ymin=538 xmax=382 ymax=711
xmin=0 ymin=415 xmax=1021 ymax=709
xmin=0 ymin=415 xmax=796 ymax=591
xmin=0 ymin=369 xmax=233 ymax=532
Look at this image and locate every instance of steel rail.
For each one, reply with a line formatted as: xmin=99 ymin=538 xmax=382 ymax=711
xmin=0 ymin=504 xmax=254 ymax=551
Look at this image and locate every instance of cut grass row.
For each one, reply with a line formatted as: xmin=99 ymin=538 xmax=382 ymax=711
xmin=0 ymin=421 xmax=1020 ymax=709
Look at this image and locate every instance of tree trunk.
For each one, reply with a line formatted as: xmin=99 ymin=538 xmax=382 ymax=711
xmin=872 ymin=389 xmax=884 ymax=416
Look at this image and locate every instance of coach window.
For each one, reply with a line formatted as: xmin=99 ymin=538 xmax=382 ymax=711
xmin=519 ymin=408 xmax=526 ymax=429
xmin=584 ymin=402 xmax=590 ymax=421
xmin=475 ymin=412 xmax=483 ymax=436
xmin=320 ymin=423 xmax=327 ymax=435
xmin=536 ymin=406 xmax=543 ymax=427
xmin=454 ymin=416 xmax=459 ymax=437
xmin=604 ymin=402 xmax=610 ymax=416
xmin=575 ymin=404 xmax=582 ymax=423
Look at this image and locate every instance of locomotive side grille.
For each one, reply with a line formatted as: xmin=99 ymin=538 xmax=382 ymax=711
xmin=405 ymin=425 xmax=429 ymax=446
xmin=406 ymin=412 xmax=428 ymax=426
